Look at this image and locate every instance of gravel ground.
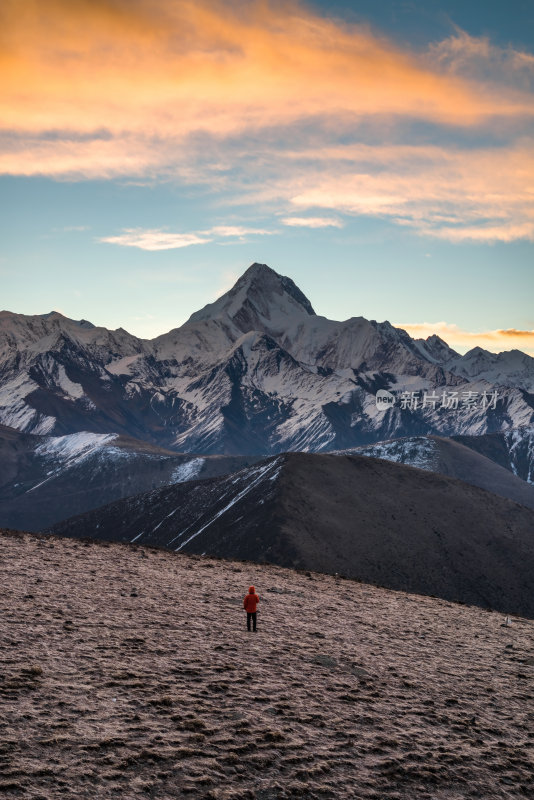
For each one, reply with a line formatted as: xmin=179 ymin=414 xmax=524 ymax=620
xmin=1 ymin=529 xmax=533 ymax=799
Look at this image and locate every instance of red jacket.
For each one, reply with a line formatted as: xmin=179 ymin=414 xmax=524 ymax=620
xmin=243 ymin=586 xmax=259 ymax=613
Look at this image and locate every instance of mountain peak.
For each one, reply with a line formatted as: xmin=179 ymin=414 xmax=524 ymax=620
xmin=239 ymin=263 xmax=315 ymax=315
xmin=242 ymin=262 xmax=276 ymax=279
xmin=186 ymin=263 xmax=315 ymax=334
xmin=411 ymin=333 xmax=459 ymax=364
xmin=463 ymin=346 xmax=489 ymax=359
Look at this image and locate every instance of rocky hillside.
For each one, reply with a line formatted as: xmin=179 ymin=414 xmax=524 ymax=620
xmin=1 ymin=529 xmax=532 ymax=800
xmin=50 ymin=453 xmax=534 ymax=619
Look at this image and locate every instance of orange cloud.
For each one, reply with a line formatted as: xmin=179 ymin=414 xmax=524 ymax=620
xmin=395 ymin=322 xmax=534 ymax=356
xmin=498 ymin=328 xmax=534 ymax=337
xmin=284 ymin=141 xmax=534 ymax=242
xmin=1 ymin=0 xmax=532 ymax=151
xmin=1 ymin=1 xmax=533 ymax=242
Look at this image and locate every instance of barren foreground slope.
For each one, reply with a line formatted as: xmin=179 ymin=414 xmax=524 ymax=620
xmin=1 ymin=529 xmax=533 ymax=800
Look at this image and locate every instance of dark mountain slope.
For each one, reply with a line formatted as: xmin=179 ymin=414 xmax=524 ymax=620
xmin=50 ymin=452 xmax=534 ymax=618
xmin=429 ymin=435 xmax=534 ymax=505
xmin=340 ymin=434 xmax=534 ymax=509
xmin=452 ymin=429 xmax=534 ymax=484
xmin=274 ymin=454 xmax=534 ymax=617
xmin=0 ymin=424 xmax=261 ymax=531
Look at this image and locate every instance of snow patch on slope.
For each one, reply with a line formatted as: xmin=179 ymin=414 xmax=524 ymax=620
xmin=56 ymin=365 xmax=85 ymax=399
xmin=36 ymin=432 xmax=118 ymax=464
xmin=27 ymin=432 xmax=120 ymax=494
xmin=106 ymin=355 xmax=142 ymax=375
xmin=0 ymin=372 xmax=56 ymax=433
xmin=173 ymin=458 xmax=281 ymax=551
xmin=341 ymin=437 xmax=441 ymax=472
xmin=503 ymin=428 xmax=534 ymax=484
xmin=170 ymin=458 xmax=205 ymax=484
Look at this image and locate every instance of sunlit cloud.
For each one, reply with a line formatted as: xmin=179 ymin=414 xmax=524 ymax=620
xmin=1 ymin=1 xmax=533 ymax=242
xmin=208 ymin=225 xmax=272 ymax=238
xmin=395 ymin=321 xmax=534 ymax=356
xmin=426 ymin=28 xmax=534 ymax=91
xmin=100 ymin=224 xmax=272 ymax=251
xmin=281 ymin=216 xmax=344 ymax=228
xmin=3 ymin=0 xmax=531 ymax=148
xmin=100 ymin=229 xmax=210 ymax=251
xmin=424 ymin=221 xmax=534 ymax=243
xmin=284 ymin=141 xmax=534 ymax=242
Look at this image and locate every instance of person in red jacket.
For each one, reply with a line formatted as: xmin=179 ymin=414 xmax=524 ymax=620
xmin=243 ymin=585 xmax=259 ymax=632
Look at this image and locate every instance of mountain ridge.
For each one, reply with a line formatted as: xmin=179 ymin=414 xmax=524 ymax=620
xmin=2 ymin=263 xmax=530 ymax=361
xmin=0 ymin=423 xmax=262 ymax=531
xmin=1 ymin=263 xmax=533 ymax=459
xmin=336 ymin=433 xmax=534 ymax=508
xmin=49 ymin=450 xmax=534 ymax=619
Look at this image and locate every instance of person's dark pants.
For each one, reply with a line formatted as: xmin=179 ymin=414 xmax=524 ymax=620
xmin=247 ymin=612 xmax=257 ymax=631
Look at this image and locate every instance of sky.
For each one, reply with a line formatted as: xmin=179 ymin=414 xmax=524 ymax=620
xmin=1 ymin=0 xmax=533 ymax=355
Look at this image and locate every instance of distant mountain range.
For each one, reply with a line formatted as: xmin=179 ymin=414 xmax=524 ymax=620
xmin=1 ymin=422 xmax=532 ymax=531
xmin=339 ymin=434 xmax=534 ymax=509
xmin=1 ymin=263 xmax=533 ymax=456
xmin=49 ymin=452 xmax=534 ymax=619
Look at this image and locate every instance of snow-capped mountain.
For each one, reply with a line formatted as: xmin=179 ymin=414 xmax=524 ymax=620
xmin=440 ymin=347 xmax=534 ymax=394
xmin=412 ymin=334 xmax=534 ymax=392
xmin=0 ymin=309 xmax=147 ymax=435
xmin=1 ymin=263 xmax=533 ymax=458
xmin=412 ymin=334 xmax=460 ymax=365
xmin=452 ymin=427 xmax=534 ymax=484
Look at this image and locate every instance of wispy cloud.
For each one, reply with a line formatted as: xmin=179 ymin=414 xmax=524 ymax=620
xmin=281 ymin=216 xmax=344 ymax=228
xmin=395 ymin=321 xmax=534 ymax=356
xmin=100 ymin=229 xmax=210 ymax=251
xmin=423 ymin=220 xmax=534 ymax=244
xmin=426 ymin=28 xmax=534 ymax=90
xmin=3 ymin=0 xmax=531 ymax=150
xmin=100 ymin=224 xmax=272 ymax=251
xmin=282 ymin=141 xmax=534 ymax=242
xmin=54 ymin=225 xmax=90 ymax=233
xmin=208 ymin=225 xmax=272 ymax=238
